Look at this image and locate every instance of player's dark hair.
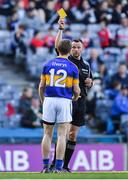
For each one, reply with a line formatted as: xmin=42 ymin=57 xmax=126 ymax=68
xmin=72 ymin=39 xmax=83 ymax=44
xmin=58 ymin=39 xmax=72 ymax=55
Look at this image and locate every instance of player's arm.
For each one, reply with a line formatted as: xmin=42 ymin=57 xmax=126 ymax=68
xmin=38 ymin=75 xmax=46 ymax=104
xmin=72 ymin=66 xmax=81 ymax=101
xmin=72 ymin=83 xmax=80 ymax=101
xmin=55 ymin=18 xmax=65 ymax=49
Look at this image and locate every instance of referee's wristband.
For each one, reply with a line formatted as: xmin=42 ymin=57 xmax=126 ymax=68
xmin=58 ymin=27 xmax=64 ymax=30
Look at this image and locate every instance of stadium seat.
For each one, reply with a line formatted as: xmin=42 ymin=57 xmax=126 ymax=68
xmin=0 ymin=15 xmax=8 ymax=29
xmin=121 ymin=48 xmax=128 ymax=62
xmin=108 ymin=24 xmax=120 ymax=37
xmin=70 ymin=23 xmax=86 ymax=32
xmin=87 ymin=24 xmax=101 ymax=33
xmin=0 ymin=126 xmax=124 ymax=144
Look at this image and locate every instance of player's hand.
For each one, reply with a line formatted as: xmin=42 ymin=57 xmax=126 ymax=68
xmin=58 ymin=18 xmax=65 ymax=30
xmin=84 ymin=78 xmax=93 ymax=88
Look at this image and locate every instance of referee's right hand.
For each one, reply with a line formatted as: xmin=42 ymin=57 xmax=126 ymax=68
xmin=58 ymin=18 xmax=65 ymax=30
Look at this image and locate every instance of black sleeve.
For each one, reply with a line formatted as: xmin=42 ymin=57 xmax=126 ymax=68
xmin=55 ymin=48 xmax=59 ymax=56
xmin=14 ymin=33 xmax=20 ymax=43
xmin=89 ymin=70 xmax=93 ymax=79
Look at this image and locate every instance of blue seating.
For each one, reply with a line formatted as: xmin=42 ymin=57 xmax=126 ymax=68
xmin=0 ymin=127 xmax=124 ymax=144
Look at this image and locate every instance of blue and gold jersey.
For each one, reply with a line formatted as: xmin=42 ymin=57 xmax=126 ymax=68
xmin=41 ymin=57 xmax=79 ymax=99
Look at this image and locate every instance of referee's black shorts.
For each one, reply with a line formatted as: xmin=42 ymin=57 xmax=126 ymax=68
xmin=71 ymin=96 xmax=86 ymax=127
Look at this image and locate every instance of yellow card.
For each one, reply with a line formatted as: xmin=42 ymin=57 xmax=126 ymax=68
xmin=57 ymin=8 xmax=67 ymax=18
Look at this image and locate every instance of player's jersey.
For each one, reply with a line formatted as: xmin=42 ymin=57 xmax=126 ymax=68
xmin=41 ymin=57 xmax=79 ymax=99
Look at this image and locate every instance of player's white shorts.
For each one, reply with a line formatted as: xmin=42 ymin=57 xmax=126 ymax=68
xmin=42 ymin=97 xmax=72 ymax=124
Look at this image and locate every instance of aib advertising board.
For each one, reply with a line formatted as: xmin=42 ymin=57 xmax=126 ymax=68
xmin=0 ymin=144 xmax=127 ymax=172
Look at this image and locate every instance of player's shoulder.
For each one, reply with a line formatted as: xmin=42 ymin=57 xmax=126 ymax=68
xmin=68 ymin=59 xmax=79 ymax=70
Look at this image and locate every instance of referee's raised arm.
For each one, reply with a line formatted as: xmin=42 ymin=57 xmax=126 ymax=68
xmin=55 ymin=18 xmax=65 ymax=49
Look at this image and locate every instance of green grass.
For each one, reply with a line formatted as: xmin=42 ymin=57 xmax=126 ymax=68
xmin=0 ymin=172 xmax=128 ymax=179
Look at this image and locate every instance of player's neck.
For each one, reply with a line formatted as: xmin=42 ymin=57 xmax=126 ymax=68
xmin=57 ymin=55 xmax=68 ymax=59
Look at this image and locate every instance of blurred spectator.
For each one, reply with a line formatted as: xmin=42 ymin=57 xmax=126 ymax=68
xmin=122 ymin=1 xmax=128 ymax=18
xmin=8 ymin=11 xmax=20 ymax=31
xmin=89 ymin=0 xmax=104 ymax=7
xmin=44 ymin=0 xmax=57 ymax=24
xmin=98 ymin=61 xmax=109 ymax=87
xmin=30 ymin=30 xmax=45 ymax=53
xmin=95 ymin=1 xmax=112 ymax=23
xmin=111 ymin=84 xmax=128 ymax=132
xmin=99 ymin=49 xmax=120 ymax=75
xmin=111 ymin=3 xmax=123 ymax=24
xmin=15 ymin=0 xmax=26 ymax=20
xmin=11 ymin=24 xmax=28 ymax=55
xmin=116 ymin=15 xmax=128 ymax=48
xmin=30 ymin=28 xmax=55 ymax=54
xmin=69 ymin=0 xmax=81 ymax=7
xmin=86 ymin=73 xmax=104 ymax=130
xmin=0 ymin=0 xmax=14 ymax=16
xmin=29 ymin=0 xmax=45 ymax=24
xmin=63 ymin=27 xmax=72 ymax=40
xmin=81 ymin=29 xmax=93 ymax=48
xmin=20 ymin=95 xmax=41 ymax=128
xmin=88 ymin=48 xmax=102 ymax=73
xmin=61 ymin=0 xmax=76 ymax=24
xmin=43 ymin=27 xmax=55 ymax=53
xmin=123 ymin=48 xmax=128 ymax=65
xmin=71 ymin=0 xmax=96 ymax=24
xmin=22 ymin=0 xmax=29 ymax=8
xmin=109 ymin=62 xmax=128 ymax=87
xmin=98 ymin=20 xmax=112 ymax=48
xmin=34 ymin=0 xmax=46 ymax=9
xmin=20 ymin=7 xmax=43 ymax=31
xmin=105 ymin=81 xmax=121 ymax=100
xmin=18 ymin=87 xmax=33 ymax=114
xmin=5 ymin=103 xmax=16 ymax=118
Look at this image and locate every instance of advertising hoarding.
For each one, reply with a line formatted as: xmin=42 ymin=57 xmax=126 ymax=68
xmin=0 ymin=144 xmax=126 ymax=172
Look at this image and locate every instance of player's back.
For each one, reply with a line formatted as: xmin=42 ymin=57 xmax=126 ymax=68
xmin=41 ymin=57 xmax=79 ymax=99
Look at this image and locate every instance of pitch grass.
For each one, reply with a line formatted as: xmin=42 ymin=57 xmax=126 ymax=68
xmin=0 ymin=172 xmax=128 ymax=179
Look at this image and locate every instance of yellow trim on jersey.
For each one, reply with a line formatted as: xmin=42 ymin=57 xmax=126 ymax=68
xmin=73 ymin=79 xmax=79 ymax=85
xmin=42 ymin=74 xmax=79 ymax=88
xmin=41 ymin=75 xmax=46 ymax=81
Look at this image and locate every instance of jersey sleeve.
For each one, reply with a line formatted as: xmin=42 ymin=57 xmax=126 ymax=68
xmin=72 ymin=65 xmax=79 ymax=85
xmin=87 ymin=63 xmax=93 ymax=79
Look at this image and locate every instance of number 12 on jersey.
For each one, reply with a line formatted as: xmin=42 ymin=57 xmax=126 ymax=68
xmin=49 ymin=68 xmax=67 ymax=88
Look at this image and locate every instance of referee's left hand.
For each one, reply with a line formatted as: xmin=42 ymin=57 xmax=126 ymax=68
xmin=84 ymin=78 xmax=93 ymax=88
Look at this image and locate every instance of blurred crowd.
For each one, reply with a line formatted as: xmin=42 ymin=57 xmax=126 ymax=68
xmin=0 ymin=0 xmax=128 ymax=137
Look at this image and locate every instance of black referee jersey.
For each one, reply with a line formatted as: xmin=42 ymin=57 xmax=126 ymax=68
xmin=68 ymin=55 xmax=93 ymax=97
xmin=68 ymin=55 xmax=93 ymax=126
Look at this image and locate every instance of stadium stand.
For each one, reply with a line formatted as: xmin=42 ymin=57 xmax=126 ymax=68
xmin=0 ymin=0 xmax=128 ymax=143
xmin=0 ymin=127 xmax=125 ymax=144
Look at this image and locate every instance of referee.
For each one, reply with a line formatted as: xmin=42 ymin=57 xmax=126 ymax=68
xmin=52 ymin=19 xmax=93 ymax=172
